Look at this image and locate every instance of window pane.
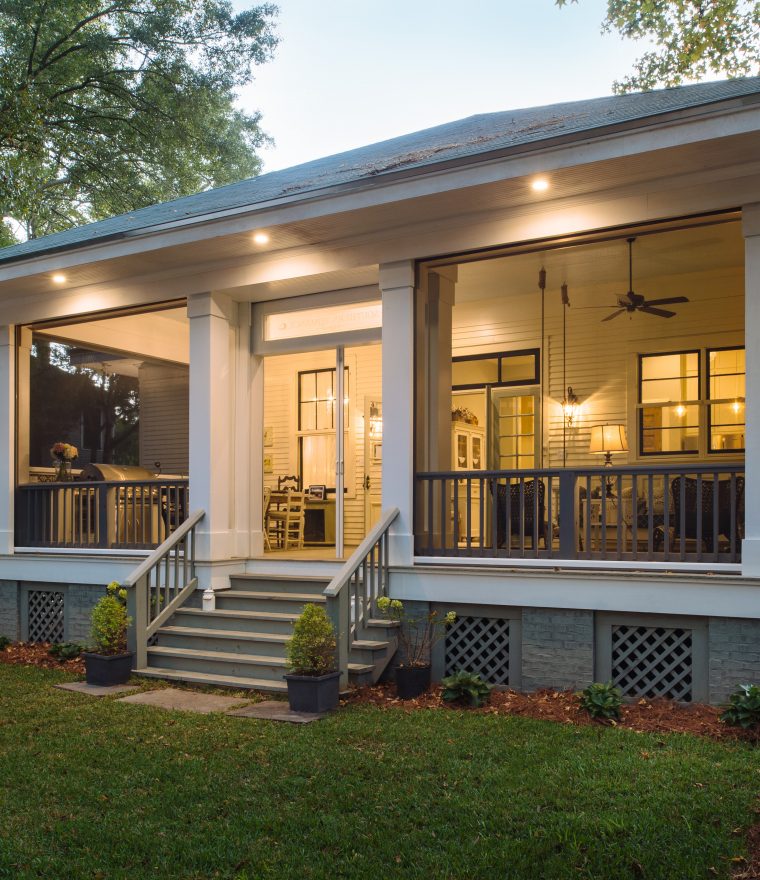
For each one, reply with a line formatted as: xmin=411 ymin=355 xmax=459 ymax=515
xmin=641 ymin=405 xmax=699 ymax=454
xmin=641 ymin=376 xmax=699 ymax=403
xmin=316 ymin=398 xmax=333 ymax=431
xmin=301 ymin=434 xmax=336 ymax=487
xmin=641 ymin=352 xmax=698 ymax=381
xmin=452 ymin=358 xmax=498 ymax=386
xmin=500 ymin=354 xmax=536 ymax=383
xmin=710 ymin=348 xmax=745 ymax=376
xmin=316 ymin=370 xmax=333 ymax=401
xmin=300 ymin=372 xmax=316 ymax=402
xmin=300 ymin=402 xmax=316 ymax=431
xmin=710 ymin=401 xmax=745 ymax=451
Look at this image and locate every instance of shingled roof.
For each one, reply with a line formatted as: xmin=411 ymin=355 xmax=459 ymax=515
xmin=3 ymin=76 xmax=760 ymax=266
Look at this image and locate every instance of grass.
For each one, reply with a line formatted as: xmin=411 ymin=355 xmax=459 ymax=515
xmin=1 ymin=666 xmax=759 ymax=880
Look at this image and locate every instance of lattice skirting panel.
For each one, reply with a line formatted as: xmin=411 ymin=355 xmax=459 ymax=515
xmin=27 ymin=590 xmax=65 ymax=643
xmin=445 ymin=616 xmax=511 ymax=685
xmin=597 ymin=613 xmax=708 ymax=703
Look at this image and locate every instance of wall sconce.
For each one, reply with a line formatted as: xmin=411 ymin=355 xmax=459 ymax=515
xmin=562 ymin=386 xmax=580 ymax=427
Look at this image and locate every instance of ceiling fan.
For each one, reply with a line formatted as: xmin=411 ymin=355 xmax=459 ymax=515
xmin=600 ymin=237 xmax=689 ymax=322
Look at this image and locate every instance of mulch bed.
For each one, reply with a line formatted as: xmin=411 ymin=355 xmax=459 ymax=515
xmin=344 ymin=683 xmax=760 ymax=743
xmin=0 ymin=641 xmax=84 ymax=674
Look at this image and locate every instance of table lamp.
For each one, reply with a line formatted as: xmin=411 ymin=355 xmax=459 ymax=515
xmin=589 ymin=424 xmax=628 ymax=466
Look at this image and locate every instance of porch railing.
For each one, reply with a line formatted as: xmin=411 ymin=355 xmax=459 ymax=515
xmin=14 ymin=478 xmax=189 ymax=549
xmin=324 ymin=507 xmax=399 ymax=688
xmin=124 ymin=509 xmax=204 ymax=669
xmin=416 ymin=464 xmax=745 ymax=565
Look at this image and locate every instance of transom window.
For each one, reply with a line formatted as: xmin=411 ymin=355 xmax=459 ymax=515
xmin=638 ymin=347 xmax=744 ymax=456
xmin=452 ymin=349 xmax=539 ymax=390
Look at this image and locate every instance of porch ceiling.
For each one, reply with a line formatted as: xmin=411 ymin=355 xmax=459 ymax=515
xmin=2 ymin=127 xmax=760 ymax=308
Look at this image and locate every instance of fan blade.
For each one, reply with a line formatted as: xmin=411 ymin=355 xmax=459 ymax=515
xmin=642 ymin=296 xmax=689 ymax=307
xmin=602 ymin=309 xmax=626 ymax=322
xmin=639 ymin=306 xmax=676 ymax=318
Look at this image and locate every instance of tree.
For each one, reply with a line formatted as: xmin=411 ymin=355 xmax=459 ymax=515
xmin=556 ymin=1 xmax=760 ymax=92
xmin=0 ymin=0 xmax=278 ymax=240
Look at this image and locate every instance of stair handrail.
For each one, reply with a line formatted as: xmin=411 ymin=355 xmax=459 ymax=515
xmin=124 ymin=508 xmax=205 ymax=669
xmin=324 ymin=507 xmax=399 ymax=688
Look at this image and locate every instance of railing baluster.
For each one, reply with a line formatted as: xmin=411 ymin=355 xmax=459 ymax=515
xmin=663 ymin=473 xmax=670 ymax=559
xmin=712 ymin=473 xmax=720 ymax=563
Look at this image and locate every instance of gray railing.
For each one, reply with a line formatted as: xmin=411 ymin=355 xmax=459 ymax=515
xmin=124 ymin=509 xmax=204 ymax=669
xmin=15 ymin=478 xmax=188 ymax=549
xmin=416 ymin=464 xmax=745 ymax=565
xmin=324 ymin=508 xmax=399 ymax=688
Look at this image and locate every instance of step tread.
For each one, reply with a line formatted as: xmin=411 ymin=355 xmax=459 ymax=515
xmin=147 ymin=645 xmax=373 ymax=674
xmin=148 ymin=645 xmax=287 ymax=666
xmin=367 ymin=618 xmax=400 ymax=628
xmin=218 ymin=591 xmax=327 ymax=603
xmin=178 ymin=606 xmax=318 ymax=622
xmin=134 ymin=667 xmax=287 ymax=692
xmin=158 ymin=626 xmax=290 ymax=643
xmin=231 ymin=573 xmax=333 ymax=584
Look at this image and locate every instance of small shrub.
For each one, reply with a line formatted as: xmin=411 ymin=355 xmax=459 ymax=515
xmin=90 ymin=594 xmax=131 ymax=655
xmin=48 ymin=642 xmax=84 ymax=661
xmin=720 ymin=684 xmax=760 ymax=729
xmin=0 ymin=635 xmax=10 ymax=650
xmin=441 ymin=670 xmax=492 ymax=707
xmin=578 ymin=682 xmax=623 ymax=720
xmin=376 ymin=597 xmax=456 ymax=667
xmin=286 ymin=604 xmax=336 ymax=676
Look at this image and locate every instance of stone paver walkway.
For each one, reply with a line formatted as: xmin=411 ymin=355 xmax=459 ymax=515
xmin=227 ymin=700 xmax=325 ymax=724
xmin=117 ymin=687 xmax=248 ymax=714
xmin=55 ymin=681 xmax=139 ymax=697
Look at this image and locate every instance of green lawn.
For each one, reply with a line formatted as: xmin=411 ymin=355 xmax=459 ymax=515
xmin=1 ymin=666 xmax=758 ymax=880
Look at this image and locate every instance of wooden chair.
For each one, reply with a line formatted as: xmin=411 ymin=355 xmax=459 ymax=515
xmin=670 ymin=475 xmax=745 ymax=554
xmin=263 ymin=486 xmax=272 ymax=551
xmin=492 ymin=479 xmax=546 ymax=550
xmin=266 ymin=490 xmax=306 ymax=550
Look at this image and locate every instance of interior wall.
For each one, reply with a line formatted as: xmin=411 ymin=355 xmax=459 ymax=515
xmin=451 ymin=266 xmax=744 ymax=469
xmin=263 ymin=344 xmax=382 ymax=546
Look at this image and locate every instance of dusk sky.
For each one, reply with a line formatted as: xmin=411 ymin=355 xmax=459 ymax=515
xmin=236 ymin=0 xmax=670 ymax=172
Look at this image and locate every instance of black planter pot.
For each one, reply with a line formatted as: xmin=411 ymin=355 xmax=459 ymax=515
xmin=285 ymin=670 xmax=341 ymax=714
xmin=83 ymin=652 xmax=134 ymax=686
xmin=395 ymin=665 xmax=431 ymax=700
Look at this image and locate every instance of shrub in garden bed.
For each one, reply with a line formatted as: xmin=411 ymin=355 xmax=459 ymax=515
xmin=577 ymin=682 xmax=623 ymax=721
xmin=721 ymin=684 xmax=760 ymax=730
xmin=441 ymin=670 xmax=492 ymax=708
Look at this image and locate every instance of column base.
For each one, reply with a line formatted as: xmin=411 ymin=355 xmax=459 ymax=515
xmin=742 ymin=538 xmax=760 ymax=576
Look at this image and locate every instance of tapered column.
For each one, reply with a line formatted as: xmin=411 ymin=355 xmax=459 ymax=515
xmin=742 ymin=205 xmax=760 ymax=575
xmin=381 ymin=262 xmax=416 ymax=565
xmin=0 ymin=327 xmax=15 ymax=555
xmin=188 ymin=293 xmax=235 ymax=563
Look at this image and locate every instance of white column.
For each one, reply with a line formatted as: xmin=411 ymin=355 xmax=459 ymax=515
xmin=743 ymin=205 xmax=760 ymax=575
xmin=232 ymin=302 xmax=252 ymax=558
xmin=188 ymin=292 xmax=235 ymax=565
xmin=381 ymin=261 xmax=415 ymax=565
xmin=16 ymin=327 xmax=31 ymax=485
xmin=249 ymin=351 xmax=265 ymax=556
xmin=0 ymin=327 xmax=15 ymax=555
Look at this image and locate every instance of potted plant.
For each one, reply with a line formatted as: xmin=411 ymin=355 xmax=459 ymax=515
xmin=82 ymin=581 xmax=133 ymax=686
xmin=284 ymin=603 xmax=340 ymax=713
xmin=376 ymin=597 xmax=456 ymax=699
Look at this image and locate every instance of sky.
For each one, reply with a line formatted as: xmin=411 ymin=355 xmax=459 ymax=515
xmin=236 ymin=0 xmax=661 ymax=173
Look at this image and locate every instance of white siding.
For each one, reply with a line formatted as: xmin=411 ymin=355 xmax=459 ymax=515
xmin=138 ymin=363 xmax=189 ymax=473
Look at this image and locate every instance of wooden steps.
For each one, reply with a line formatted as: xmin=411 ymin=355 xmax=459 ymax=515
xmin=135 ymin=573 xmax=398 ymax=693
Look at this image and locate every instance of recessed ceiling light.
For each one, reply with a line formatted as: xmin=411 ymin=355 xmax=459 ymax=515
xmin=51 ymin=273 xmax=66 ymax=284
xmin=531 ymin=178 xmax=550 ymax=193
xmin=253 ymin=231 xmax=270 ymax=245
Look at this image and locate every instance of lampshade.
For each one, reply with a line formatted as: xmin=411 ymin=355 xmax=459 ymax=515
xmin=589 ymin=424 xmax=628 ymax=455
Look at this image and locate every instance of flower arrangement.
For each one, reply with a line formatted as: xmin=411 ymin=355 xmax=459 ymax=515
xmin=50 ymin=442 xmax=78 ymax=481
xmin=376 ymin=597 xmax=455 ymax=668
xmin=451 ymin=407 xmax=478 ymax=425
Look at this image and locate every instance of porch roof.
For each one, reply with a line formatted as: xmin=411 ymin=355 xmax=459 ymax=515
xmin=2 ymin=77 xmax=760 ymax=268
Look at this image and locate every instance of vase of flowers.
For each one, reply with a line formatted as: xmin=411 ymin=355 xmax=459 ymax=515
xmin=376 ymin=597 xmax=456 ymax=699
xmin=50 ymin=442 xmax=78 ymax=482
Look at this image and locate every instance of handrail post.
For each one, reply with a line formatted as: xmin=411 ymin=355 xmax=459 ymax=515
xmin=326 ymin=591 xmax=350 ymax=690
xmin=558 ymin=470 xmax=578 ymax=559
xmin=126 ymin=575 xmax=148 ymax=669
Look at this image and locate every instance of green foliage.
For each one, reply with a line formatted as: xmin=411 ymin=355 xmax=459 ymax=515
xmin=0 ymin=0 xmax=278 ymax=241
xmin=720 ymin=683 xmax=760 ymax=729
xmin=441 ymin=670 xmax=492 ymax=708
xmin=556 ymin=1 xmax=760 ymax=92
xmin=578 ymin=682 xmax=623 ymax=720
xmin=286 ymin=603 xmax=336 ymax=676
xmin=0 ymin=634 xmax=10 ymax=649
xmin=90 ymin=593 xmax=131 ymax=655
xmin=376 ymin=596 xmax=456 ymax=667
xmin=48 ymin=642 xmax=84 ymax=661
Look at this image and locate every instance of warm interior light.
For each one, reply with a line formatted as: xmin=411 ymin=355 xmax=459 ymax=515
xmin=562 ymin=386 xmax=580 ymax=427
xmin=531 ymin=178 xmax=549 ymax=193
xmin=732 ymin=400 xmax=743 ymax=414
xmin=675 ymin=404 xmax=686 ymax=418
xmin=589 ymin=424 xmax=628 ymax=466
xmin=51 ymin=273 xmax=66 ymax=284
xmin=253 ymin=231 xmax=270 ymax=245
